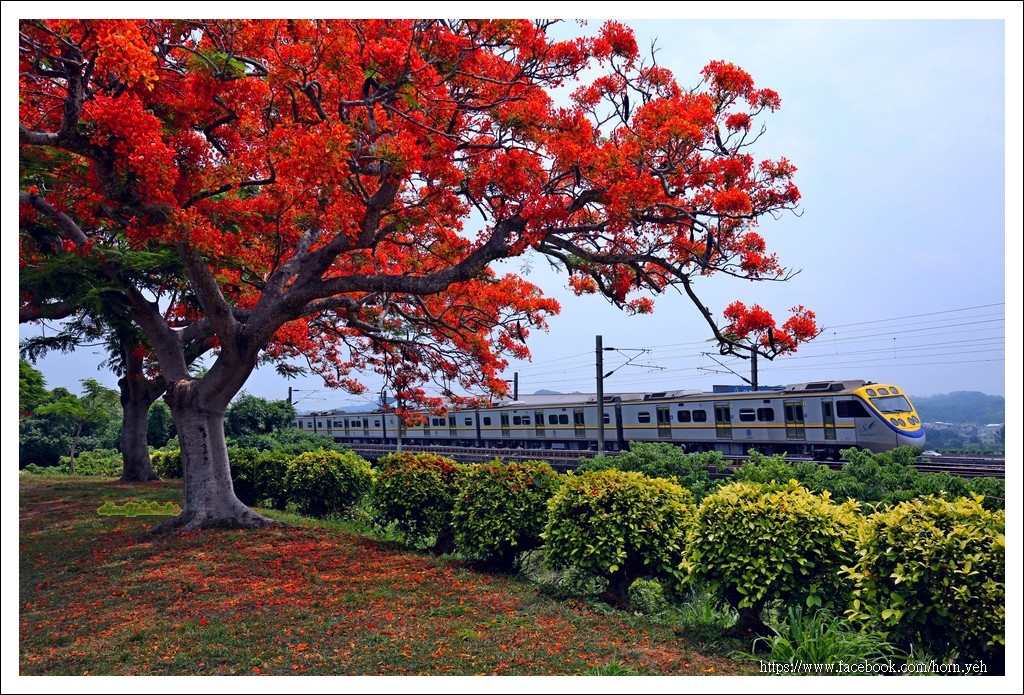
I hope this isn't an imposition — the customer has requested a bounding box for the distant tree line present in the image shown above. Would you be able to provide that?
[913,391,1004,425]
[18,359,305,470]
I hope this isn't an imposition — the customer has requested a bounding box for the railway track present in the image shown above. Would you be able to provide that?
[346,444,1005,479]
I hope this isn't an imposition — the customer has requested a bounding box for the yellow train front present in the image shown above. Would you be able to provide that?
[613,379,925,459]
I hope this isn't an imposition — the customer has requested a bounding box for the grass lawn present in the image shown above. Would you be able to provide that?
[18,474,756,677]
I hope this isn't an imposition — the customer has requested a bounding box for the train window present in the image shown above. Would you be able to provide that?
[558,414,569,425]
[483,416,492,426]
[878,387,890,396]
[866,389,876,397]
[836,400,870,418]
[890,387,900,394]
[317,421,323,428]
[739,408,756,422]
[523,417,531,425]
[677,410,691,423]
[374,420,380,427]
[692,410,707,423]
[637,411,651,424]
[757,407,775,422]
[603,413,610,425]
[548,414,558,425]
[512,416,522,426]
[464,418,473,426]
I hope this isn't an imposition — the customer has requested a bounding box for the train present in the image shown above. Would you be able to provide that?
[294,379,925,460]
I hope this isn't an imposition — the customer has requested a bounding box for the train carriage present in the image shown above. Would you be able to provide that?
[295,378,924,459]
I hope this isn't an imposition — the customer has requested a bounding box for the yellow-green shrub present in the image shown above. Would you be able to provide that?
[370,452,465,551]
[453,459,561,572]
[150,448,182,478]
[283,448,373,517]
[683,480,860,630]
[843,495,1004,661]
[544,469,692,607]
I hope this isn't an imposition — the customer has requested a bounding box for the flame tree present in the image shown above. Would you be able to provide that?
[19,19,815,530]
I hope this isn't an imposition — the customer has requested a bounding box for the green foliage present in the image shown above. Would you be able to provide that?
[578,442,719,500]
[369,452,465,551]
[56,448,123,476]
[19,415,73,468]
[843,495,1005,661]
[732,450,840,495]
[147,400,176,448]
[684,480,860,617]
[580,661,638,676]
[626,578,670,616]
[229,448,292,508]
[834,447,919,506]
[753,606,899,672]
[227,428,347,455]
[224,393,297,437]
[967,477,1005,511]
[34,378,121,473]
[452,459,561,572]
[673,588,738,630]
[284,449,374,518]
[544,469,692,607]
[734,447,997,510]
[150,448,182,478]
[19,358,49,416]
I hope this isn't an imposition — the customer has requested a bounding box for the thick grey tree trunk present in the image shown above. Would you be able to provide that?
[119,377,159,482]
[153,379,278,532]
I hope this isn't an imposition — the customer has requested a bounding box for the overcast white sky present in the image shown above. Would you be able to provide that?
[8,4,1020,415]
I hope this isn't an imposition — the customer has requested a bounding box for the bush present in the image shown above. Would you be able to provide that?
[228,428,348,455]
[230,448,292,508]
[452,459,561,572]
[967,477,1005,511]
[59,448,124,476]
[627,578,670,616]
[683,480,860,634]
[283,448,373,518]
[369,452,465,551]
[544,469,692,608]
[150,449,182,478]
[843,495,1004,664]
[578,442,719,501]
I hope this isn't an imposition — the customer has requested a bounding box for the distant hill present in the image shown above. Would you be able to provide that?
[912,391,1004,425]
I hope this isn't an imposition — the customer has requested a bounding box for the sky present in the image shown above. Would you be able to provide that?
[7,4,1020,417]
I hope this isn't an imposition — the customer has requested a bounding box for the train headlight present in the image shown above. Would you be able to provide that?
[889,418,899,426]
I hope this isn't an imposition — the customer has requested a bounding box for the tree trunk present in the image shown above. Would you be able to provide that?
[119,378,159,482]
[68,423,82,476]
[152,380,279,533]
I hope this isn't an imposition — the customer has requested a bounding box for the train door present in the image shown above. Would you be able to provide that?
[657,406,672,439]
[573,409,586,438]
[714,402,732,439]
[821,400,836,441]
[362,417,369,437]
[500,413,510,438]
[784,401,805,441]
[535,410,545,438]
[449,415,457,438]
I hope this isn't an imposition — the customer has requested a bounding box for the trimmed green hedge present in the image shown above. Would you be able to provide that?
[544,469,692,608]
[843,495,1004,662]
[453,459,561,572]
[684,480,860,631]
[370,452,466,551]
